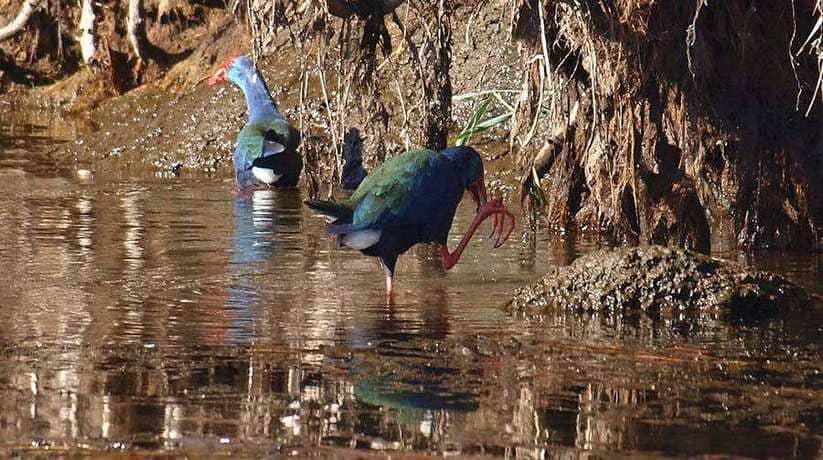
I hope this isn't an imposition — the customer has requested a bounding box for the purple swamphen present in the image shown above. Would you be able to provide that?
[305,146,515,296]
[209,55,302,188]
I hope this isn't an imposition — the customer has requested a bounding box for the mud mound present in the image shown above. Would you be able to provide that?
[507,246,814,315]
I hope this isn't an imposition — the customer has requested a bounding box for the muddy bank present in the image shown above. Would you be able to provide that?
[18,2,523,182]
[0,0,235,99]
[3,0,822,250]
[507,245,816,316]
[0,0,253,174]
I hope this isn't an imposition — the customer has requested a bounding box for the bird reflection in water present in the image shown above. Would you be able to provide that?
[223,189,278,345]
[342,285,479,447]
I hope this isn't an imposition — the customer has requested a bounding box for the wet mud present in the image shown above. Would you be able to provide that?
[508,245,817,316]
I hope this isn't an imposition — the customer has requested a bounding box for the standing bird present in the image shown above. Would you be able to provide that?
[208,55,302,188]
[305,146,515,296]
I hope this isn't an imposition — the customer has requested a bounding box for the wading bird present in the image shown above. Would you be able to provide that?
[209,55,302,188]
[305,146,515,296]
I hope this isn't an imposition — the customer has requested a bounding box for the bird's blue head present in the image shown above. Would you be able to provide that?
[208,54,278,122]
[442,146,487,209]
[208,55,258,87]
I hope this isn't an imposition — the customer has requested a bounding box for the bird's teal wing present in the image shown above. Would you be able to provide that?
[235,118,293,166]
[234,124,263,170]
[343,149,440,230]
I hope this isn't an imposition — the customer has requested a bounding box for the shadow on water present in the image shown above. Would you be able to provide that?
[0,118,821,458]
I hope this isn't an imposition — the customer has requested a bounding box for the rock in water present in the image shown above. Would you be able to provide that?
[507,246,813,315]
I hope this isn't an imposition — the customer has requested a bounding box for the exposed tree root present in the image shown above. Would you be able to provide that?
[416,0,453,151]
[0,0,40,42]
[512,0,822,250]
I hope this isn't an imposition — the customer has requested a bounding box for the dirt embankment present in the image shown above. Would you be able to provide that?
[6,1,524,181]
[510,0,823,251]
[1,0,821,251]
[0,0,238,99]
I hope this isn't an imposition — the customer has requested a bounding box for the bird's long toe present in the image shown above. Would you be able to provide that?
[489,212,501,239]
[493,210,516,248]
[481,198,515,249]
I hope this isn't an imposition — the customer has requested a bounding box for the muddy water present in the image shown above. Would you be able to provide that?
[0,117,822,459]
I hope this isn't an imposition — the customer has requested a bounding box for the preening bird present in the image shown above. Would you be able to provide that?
[305,146,515,296]
[209,55,302,188]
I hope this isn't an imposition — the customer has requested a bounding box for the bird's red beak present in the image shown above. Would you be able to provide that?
[468,176,488,213]
[208,68,227,85]
[207,55,236,86]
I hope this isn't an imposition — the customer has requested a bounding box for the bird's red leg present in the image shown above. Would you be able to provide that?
[441,198,515,270]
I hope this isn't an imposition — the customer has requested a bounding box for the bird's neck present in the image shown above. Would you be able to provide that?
[237,72,280,123]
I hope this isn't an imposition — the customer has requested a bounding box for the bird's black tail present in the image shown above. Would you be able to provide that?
[304,199,350,221]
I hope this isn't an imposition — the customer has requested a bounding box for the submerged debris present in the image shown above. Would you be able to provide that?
[507,246,814,315]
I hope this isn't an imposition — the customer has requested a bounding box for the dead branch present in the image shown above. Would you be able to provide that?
[796,2,822,116]
[418,0,453,151]
[79,0,96,64]
[686,0,707,78]
[0,0,41,42]
[519,100,579,206]
[127,0,147,61]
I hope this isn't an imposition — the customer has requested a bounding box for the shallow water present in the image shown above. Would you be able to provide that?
[0,115,822,459]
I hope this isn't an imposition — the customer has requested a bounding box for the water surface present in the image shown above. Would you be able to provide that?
[0,114,821,459]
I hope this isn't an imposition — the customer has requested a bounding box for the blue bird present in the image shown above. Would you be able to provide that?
[209,55,302,188]
[305,146,515,296]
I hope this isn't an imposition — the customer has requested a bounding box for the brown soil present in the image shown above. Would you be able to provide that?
[506,245,815,316]
[1,0,821,251]
[0,0,235,105]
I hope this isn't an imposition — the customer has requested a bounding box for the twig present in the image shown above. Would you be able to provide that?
[514,0,553,149]
[537,0,552,86]
[807,71,823,117]
[316,51,341,190]
[127,0,147,62]
[394,77,411,150]
[454,89,520,100]
[789,0,802,110]
[463,1,481,47]
[797,4,822,116]
[522,61,546,147]
[334,18,352,180]
[686,0,707,79]
[392,9,428,99]
[580,4,599,155]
